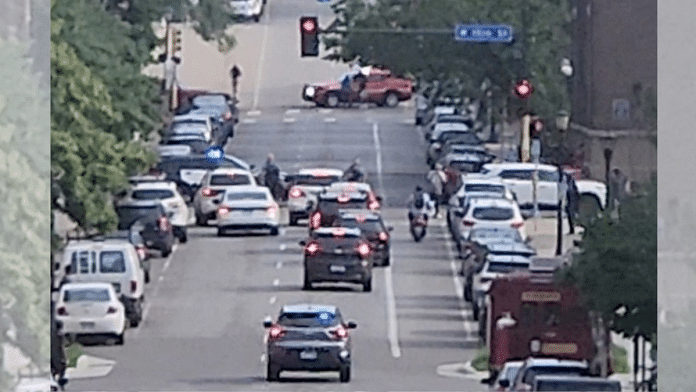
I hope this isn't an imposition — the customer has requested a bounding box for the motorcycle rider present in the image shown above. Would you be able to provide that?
[406,185,433,221]
[342,158,366,182]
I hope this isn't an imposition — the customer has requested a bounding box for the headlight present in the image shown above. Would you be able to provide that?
[305,86,315,97]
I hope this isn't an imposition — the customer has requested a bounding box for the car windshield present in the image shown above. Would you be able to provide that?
[171,122,207,134]
[226,192,267,201]
[535,379,620,391]
[64,288,111,302]
[487,261,529,274]
[438,131,475,143]
[278,311,341,327]
[340,218,382,233]
[293,175,341,186]
[100,251,126,273]
[523,367,591,385]
[116,206,161,228]
[466,184,505,194]
[472,207,514,220]
[210,174,251,186]
[132,189,175,200]
[450,161,480,173]
[504,364,522,381]
[193,95,227,106]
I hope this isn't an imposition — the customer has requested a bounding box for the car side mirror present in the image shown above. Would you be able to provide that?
[388,226,394,232]
[346,321,357,329]
[167,211,175,218]
[376,196,383,202]
[498,379,509,388]
[212,199,220,204]
[299,240,306,246]
[263,317,273,328]
[249,164,256,170]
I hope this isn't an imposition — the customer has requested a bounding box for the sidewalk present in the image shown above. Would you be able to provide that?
[65,355,116,379]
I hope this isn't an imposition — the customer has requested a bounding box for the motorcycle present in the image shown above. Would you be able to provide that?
[409,212,428,242]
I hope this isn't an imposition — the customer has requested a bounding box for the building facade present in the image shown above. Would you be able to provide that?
[569,0,657,183]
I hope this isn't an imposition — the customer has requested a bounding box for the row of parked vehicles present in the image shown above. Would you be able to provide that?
[415,101,624,391]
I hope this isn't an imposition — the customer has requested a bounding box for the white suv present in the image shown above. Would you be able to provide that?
[119,181,189,242]
[193,168,257,225]
[460,197,526,241]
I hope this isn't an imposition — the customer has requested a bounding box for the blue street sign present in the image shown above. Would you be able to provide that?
[204,145,224,164]
[454,24,513,43]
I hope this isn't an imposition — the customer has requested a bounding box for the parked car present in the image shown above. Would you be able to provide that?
[531,375,621,391]
[192,167,258,226]
[437,152,489,176]
[115,201,175,257]
[458,197,527,243]
[55,282,127,345]
[493,360,524,391]
[60,239,146,327]
[428,140,492,167]
[228,0,264,22]
[334,209,393,266]
[166,113,214,143]
[509,358,592,392]
[159,132,209,155]
[216,185,280,236]
[285,168,344,226]
[300,227,374,292]
[263,304,357,382]
[95,229,152,283]
[302,67,413,108]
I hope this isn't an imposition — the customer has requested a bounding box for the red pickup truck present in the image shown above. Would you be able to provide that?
[302,67,414,108]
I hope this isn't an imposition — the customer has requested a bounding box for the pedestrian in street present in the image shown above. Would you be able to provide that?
[262,153,282,201]
[565,173,580,234]
[426,163,446,217]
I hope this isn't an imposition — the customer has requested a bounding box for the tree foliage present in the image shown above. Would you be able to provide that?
[0,37,51,388]
[324,0,571,119]
[560,177,657,342]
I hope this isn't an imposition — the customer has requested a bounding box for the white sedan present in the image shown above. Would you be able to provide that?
[193,168,258,225]
[216,185,280,236]
[55,282,127,345]
[459,197,527,241]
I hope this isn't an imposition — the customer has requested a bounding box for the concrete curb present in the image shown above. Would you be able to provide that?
[65,355,116,379]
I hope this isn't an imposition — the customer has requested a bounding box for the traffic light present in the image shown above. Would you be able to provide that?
[300,16,319,57]
[172,27,182,53]
[514,79,533,100]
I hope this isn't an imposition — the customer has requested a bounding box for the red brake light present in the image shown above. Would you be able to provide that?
[511,221,524,228]
[379,232,389,242]
[463,219,476,227]
[267,205,278,217]
[107,306,118,314]
[224,112,232,120]
[202,187,213,197]
[305,242,321,256]
[159,217,170,231]
[130,280,137,293]
[368,201,380,210]
[137,247,146,260]
[357,242,371,258]
[268,325,286,340]
[218,206,230,216]
[337,194,350,203]
[57,307,67,316]
[331,326,348,339]
[310,212,321,229]
[289,188,305,198]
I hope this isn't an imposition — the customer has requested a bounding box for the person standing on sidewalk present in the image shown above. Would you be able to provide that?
[426,163,446,218]
[565,173,580,234]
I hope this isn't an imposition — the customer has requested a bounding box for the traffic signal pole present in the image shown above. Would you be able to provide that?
[520,112,531,163]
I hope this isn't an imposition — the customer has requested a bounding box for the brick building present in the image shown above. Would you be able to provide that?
[568,0,657,183]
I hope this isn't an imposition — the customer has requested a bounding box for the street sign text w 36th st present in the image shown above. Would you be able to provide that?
[455,24,513,43]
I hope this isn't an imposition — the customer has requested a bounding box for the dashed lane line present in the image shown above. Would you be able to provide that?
[135,243,179,338]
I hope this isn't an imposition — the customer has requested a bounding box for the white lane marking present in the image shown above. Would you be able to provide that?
[384,266,402,358]
[372,122,385,195]
[443,222,476,342]
[283,117,296,123]
[135,243,179,337]
[402,118,415,125]
[285,109,300,115]
[280,244,287,251]
[247,110,261,116]
[273,279,280,286]
[251,3,270,110]
[275,261,283,269]
[242,118,257,124]
[324,117,336,123]
[269,296,277,304]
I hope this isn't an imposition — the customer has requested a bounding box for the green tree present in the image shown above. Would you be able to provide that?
[560,176,657,345]
[324,0,571,119]
[0,37,51,389]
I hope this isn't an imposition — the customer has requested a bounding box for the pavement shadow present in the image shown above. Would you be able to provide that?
[70,335,120,347]
[304,284,363,293]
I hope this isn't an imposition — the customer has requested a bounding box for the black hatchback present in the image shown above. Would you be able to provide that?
[308,191,376,232]
[334,209,393,267]
[115,201,175,257]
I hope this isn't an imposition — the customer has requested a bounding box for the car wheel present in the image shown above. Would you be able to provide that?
[195,211,206,226]
[130,316,140,328]
[253,15,260,22]
[326,93,340,108]
[115,333,124,346]
[288,213,298,226]
[363,278,372,292]
[303,271,312,290]
[464,283,472,302]
[217,227,225,237]
[178,228,188,243]
[384,92,399,108]
[339,365,351,382]
[266,361,280,382]
[472,302,479,321]
[382,255,390,267]
[270,226,279,236]
[161,246,171,258]
[144,270,150,284]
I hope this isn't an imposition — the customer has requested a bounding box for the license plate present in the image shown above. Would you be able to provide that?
[299,350,317,360]
[80,322,95,329]
[334,248,345,254]
[330,265,346,273]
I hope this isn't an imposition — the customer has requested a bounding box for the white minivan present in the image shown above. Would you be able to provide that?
[61,239,146,327]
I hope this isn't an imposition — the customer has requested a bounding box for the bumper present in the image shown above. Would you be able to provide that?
[268,344,349,370]
[57,315,125,336]
[142,232,174,252]
[305,260,371,284]
[197,197,222,216]
[218,214,279,229]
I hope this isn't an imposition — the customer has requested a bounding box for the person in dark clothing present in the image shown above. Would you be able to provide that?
[51,320,67,389]
[216,121,234,149]
[262,154,283,200]
[342,158,366,182]
[565,174,580,234]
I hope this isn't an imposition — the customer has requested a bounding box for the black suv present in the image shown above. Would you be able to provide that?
[308,191,375,232]
[334,209,393,267]
[115,201,175,257]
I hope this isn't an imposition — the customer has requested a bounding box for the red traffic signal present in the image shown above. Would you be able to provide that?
[514,79,533,100]
[300,16,319,57]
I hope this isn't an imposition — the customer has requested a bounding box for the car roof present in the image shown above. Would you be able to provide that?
[173,113,211,121]
[132,181,176,190]
[298,168,343,177]
[223,185,269,193]
[444,152,486,162]
[463,176,505,185]
[281,304,338,314]
[209,167,252,176]
[523,357,589,367]
[486,254,531,263]
[487,241,535,251]
[64,240,135,251]
[483,162,558,172]
[320,191,367,200]
[503,360,525,368]
[434,122,470,130]
[116,199,166,208]
[327,181,372,192]
[533,375,620,383]
[59,282,116,290]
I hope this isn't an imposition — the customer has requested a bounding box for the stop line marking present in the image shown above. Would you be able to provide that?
[275,261,283,269]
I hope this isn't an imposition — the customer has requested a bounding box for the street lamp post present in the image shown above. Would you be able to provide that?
[555,111,570,255]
